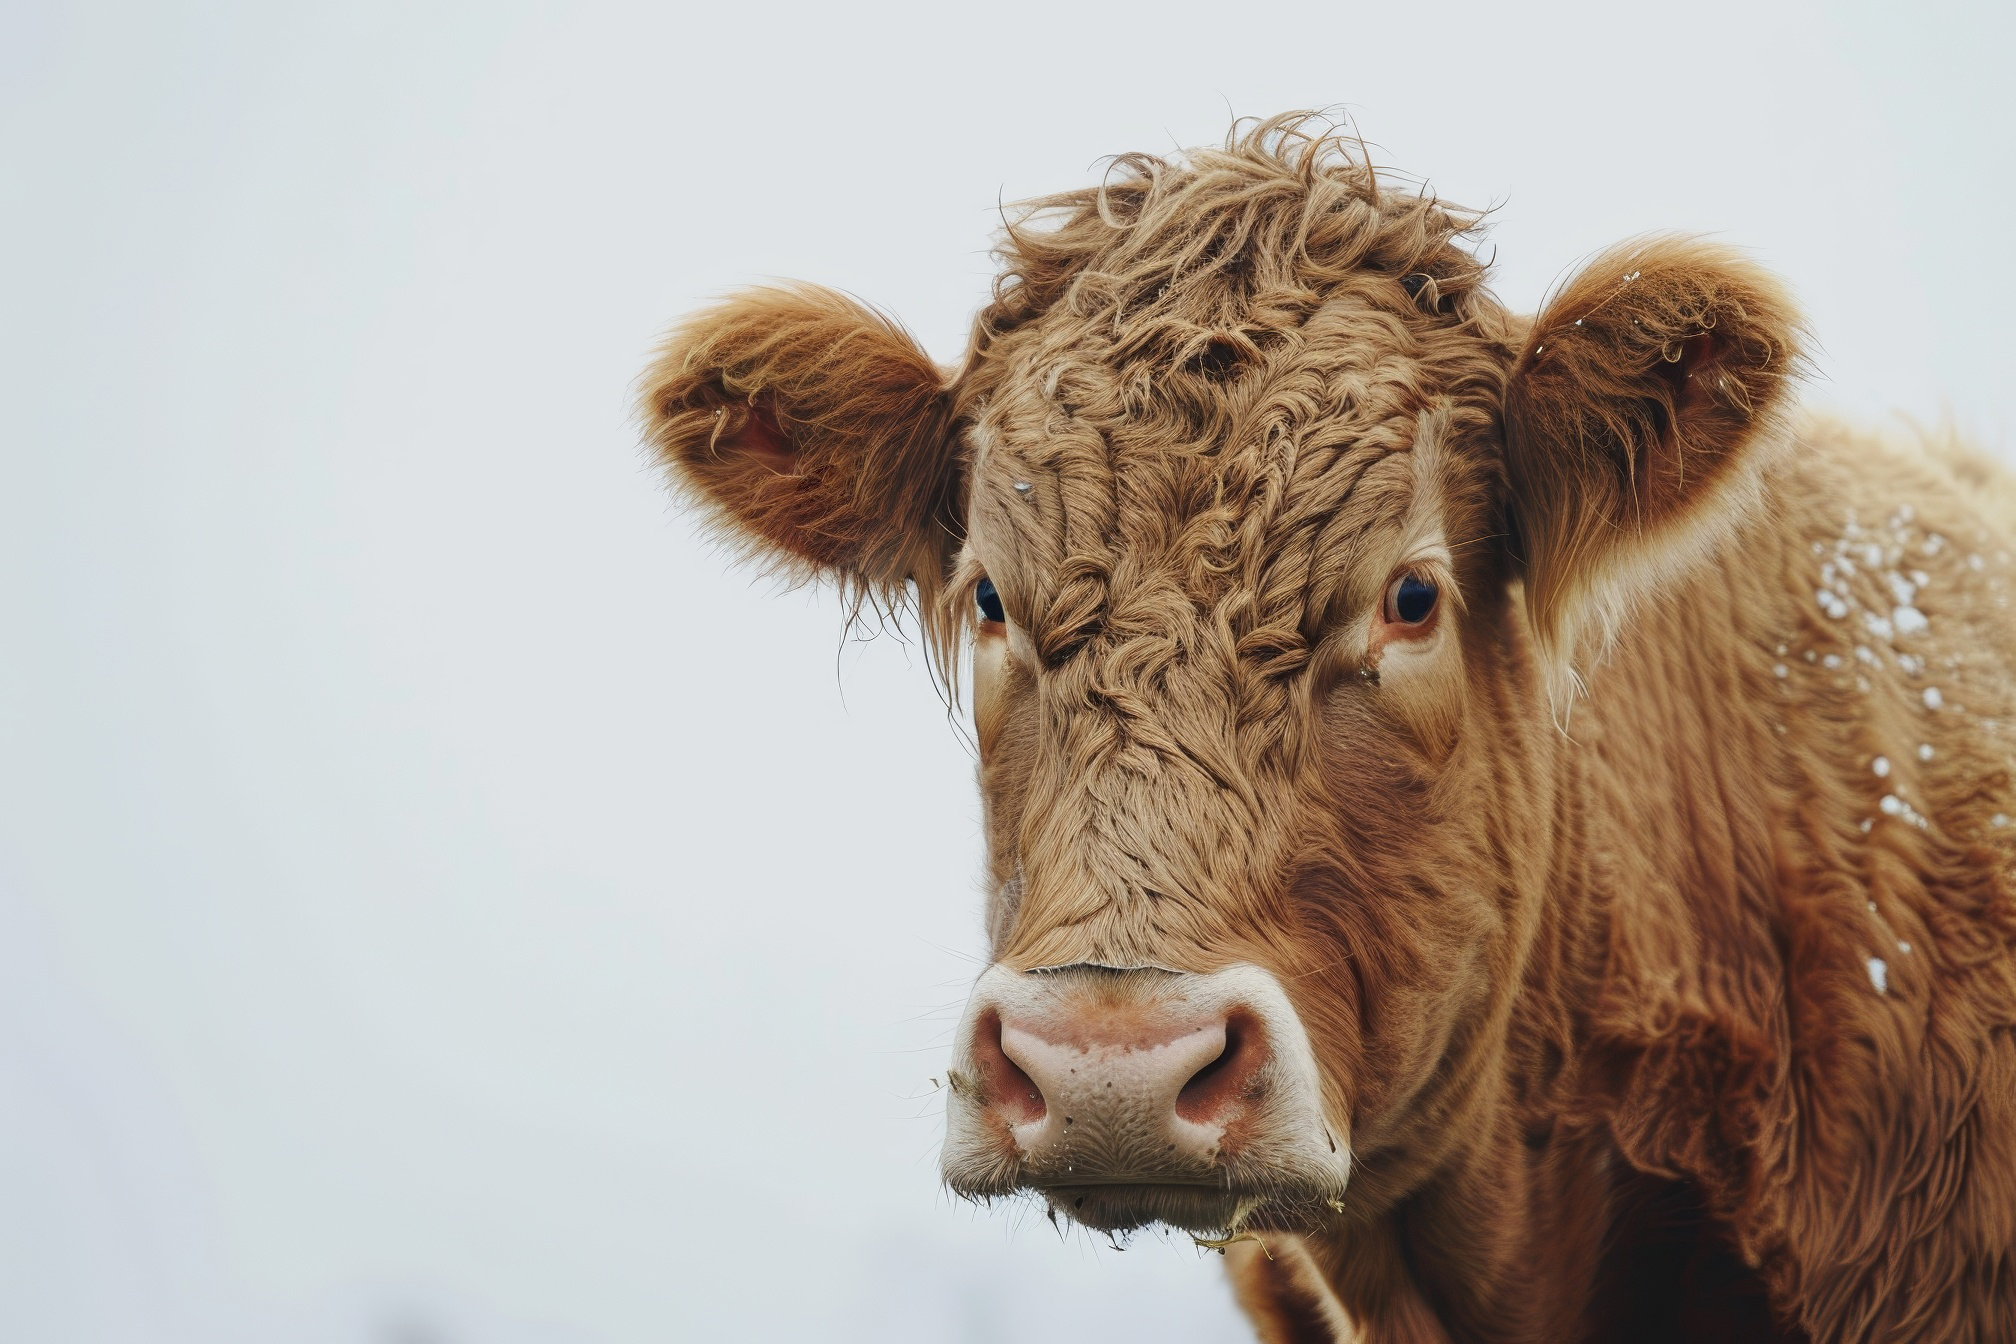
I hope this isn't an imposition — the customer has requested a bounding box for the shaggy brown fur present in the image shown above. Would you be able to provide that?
[640,115,2016,1342]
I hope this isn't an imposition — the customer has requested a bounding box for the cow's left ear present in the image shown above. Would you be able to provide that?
[1503,237,1804,680]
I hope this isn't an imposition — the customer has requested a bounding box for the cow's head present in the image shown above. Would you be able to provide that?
[642,119,1800,1237]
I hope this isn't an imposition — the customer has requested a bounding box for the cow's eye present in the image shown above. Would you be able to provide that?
[975,576,1006,625]
[1384,572,1439,627]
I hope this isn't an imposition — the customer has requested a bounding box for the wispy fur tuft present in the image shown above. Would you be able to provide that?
[973,112,1495,354]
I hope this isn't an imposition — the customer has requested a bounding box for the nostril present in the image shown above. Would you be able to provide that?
[1175,1010,1267,1124]
[971,1009,1046,1126]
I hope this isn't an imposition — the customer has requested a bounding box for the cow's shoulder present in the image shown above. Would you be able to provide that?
[1559,414,2016,1337]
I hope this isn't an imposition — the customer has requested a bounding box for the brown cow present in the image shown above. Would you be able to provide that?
[640,116,2016,1342]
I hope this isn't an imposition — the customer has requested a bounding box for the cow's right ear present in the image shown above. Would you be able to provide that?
[640,284,962,613]
[1502,238,1804,693]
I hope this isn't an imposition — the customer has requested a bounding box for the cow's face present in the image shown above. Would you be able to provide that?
[644,122,1799,1237]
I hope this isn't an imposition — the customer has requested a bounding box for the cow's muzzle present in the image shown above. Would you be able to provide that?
[940,963,1349,1234]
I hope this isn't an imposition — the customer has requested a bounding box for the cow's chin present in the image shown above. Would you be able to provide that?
[1034,1182,1273,1235]
[950,1162,1348,1237]
[1039,1183,1249,1234]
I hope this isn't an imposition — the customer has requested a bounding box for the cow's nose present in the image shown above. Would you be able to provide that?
[963,988,1271,1167]
[941,963,1349,1233]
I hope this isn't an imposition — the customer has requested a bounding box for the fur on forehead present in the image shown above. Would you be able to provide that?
[938,114,1515,669]
[955,394,1498,697]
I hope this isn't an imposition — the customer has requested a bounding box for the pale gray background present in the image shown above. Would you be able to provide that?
[3,0,2011,1340]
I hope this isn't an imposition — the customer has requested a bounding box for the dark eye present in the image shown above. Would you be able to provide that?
[1385,572,1439,626]
[975,576,1006,625]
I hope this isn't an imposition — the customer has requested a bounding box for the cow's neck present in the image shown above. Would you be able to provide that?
[1365,547,1801,1343]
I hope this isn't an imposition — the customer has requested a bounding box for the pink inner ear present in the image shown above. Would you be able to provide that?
[727,400,796,474]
